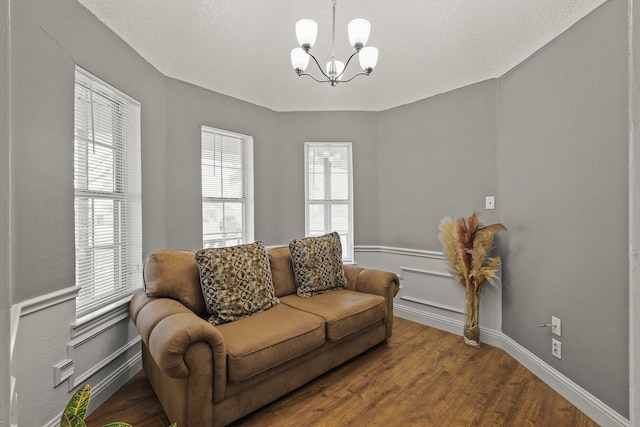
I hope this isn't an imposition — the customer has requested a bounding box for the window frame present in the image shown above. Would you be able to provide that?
[200,126,255,248]
[73,66,143,318]
[304,142,354,263]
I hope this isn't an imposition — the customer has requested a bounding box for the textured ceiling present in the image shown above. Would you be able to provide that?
[78,0,606,112]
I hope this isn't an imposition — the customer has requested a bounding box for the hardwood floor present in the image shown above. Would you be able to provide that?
[86,318,598,426]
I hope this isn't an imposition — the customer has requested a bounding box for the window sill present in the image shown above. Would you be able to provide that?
[72,293,136,339]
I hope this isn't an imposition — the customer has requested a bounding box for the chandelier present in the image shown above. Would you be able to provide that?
[290,0,379,86]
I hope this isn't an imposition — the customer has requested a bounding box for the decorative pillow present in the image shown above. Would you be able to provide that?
[195,241,279,325]
[289,232,347,297]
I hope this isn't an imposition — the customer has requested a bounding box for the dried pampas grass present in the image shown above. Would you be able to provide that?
[438,212,506,294]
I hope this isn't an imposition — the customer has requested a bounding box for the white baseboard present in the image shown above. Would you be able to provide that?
[395,307,629,427]
[394,303,504,348]
[500,334,629,427]
[87,350,142,413]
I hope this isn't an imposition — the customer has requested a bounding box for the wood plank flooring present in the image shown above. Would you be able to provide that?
[86,318,598,426]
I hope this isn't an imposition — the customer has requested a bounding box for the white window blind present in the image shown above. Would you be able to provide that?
[201,126,254,248]
[304,142,354,262]
[74,67,142,318]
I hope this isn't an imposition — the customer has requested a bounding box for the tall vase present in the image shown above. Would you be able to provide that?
[464,290,481,348]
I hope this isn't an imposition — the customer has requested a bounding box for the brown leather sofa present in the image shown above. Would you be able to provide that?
[129,246,400,427]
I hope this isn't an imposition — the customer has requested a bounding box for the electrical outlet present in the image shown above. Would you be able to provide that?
[551,316,561,337]
[552,338,562,359]
[485,196,495,210]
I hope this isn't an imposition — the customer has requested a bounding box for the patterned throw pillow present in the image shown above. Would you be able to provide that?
[289,232,347,297]
[195,241,279,325]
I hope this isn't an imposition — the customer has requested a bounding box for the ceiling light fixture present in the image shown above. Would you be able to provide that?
[291,0,379,87]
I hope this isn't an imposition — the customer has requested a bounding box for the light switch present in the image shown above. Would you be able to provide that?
[485,196,495,210]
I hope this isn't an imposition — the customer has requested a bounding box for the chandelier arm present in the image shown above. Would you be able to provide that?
[297,71,332,83]
[305,51,332,80]
[338,71,371,83]
[336,50,360,80]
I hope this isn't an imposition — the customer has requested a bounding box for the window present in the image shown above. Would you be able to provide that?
[304,142,354,262]
[201,126,254,248]
[73,67,142,318]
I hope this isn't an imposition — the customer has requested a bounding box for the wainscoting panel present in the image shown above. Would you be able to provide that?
[12,287,141,427]
[354,245,502,338]
[399,267,465,314]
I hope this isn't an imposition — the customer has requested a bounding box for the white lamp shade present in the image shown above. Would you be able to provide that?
[359,46,378,71]
[296,19,317,48]
[348,19,371,48]
[326,60,345,79]
[291,48,310,71]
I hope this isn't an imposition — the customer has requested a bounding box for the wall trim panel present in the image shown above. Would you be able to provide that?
[69,336,141,391]
[355,245,445,259]
[399,266,465,314]
[399,295,465,315]
[19,286,78,317]
[53,359,74,388]
[44,351,142,427]
[71,300,131,341]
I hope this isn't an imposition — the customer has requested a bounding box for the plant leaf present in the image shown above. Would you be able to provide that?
[479,223,507,233]
[63,384,91,421]
[60,413,87,427]
[103,423,132,427]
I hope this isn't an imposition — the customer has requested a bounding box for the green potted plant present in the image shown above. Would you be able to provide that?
[60,384,176,427]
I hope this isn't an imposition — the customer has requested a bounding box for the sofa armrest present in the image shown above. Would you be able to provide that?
[352,269,400,339]
[343,264,365,291]
[354,270,399,298]
[130,291,227,401]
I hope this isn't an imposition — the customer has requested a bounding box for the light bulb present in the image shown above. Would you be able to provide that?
[326,60,345,79]
[359,46,378,72]
[348,19,371,49]
[291,48,310,72]
[295,19,317,49]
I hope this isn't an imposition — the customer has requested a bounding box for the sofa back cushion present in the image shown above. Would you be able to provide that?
[143,250,208,317]
[267,246,297,297]
[196,241,280,325]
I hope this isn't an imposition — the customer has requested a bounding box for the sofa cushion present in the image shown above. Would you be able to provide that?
[144,250,207,317]
[289,232,347,297]
[267,246,297,297]
[195,242,279,325]
[216,304,325,383]
[280,290,386,341]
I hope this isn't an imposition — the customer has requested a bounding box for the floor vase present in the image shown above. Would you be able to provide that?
[464,291,481,348]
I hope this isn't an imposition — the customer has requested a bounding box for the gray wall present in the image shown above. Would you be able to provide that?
[1,0,11,423]
[164,78,279,249]
[10,0,168,302]
[274,112,379,245]
[163,83,380,249]
[497,0,629,416]
[8,1,169,424]
[376,80,499,249]
[3,0,630,421]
